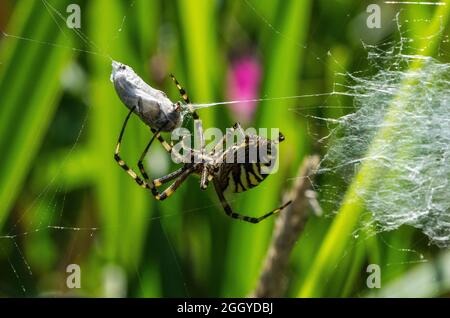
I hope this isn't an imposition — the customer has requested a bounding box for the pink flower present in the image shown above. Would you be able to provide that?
[227,55,262,124]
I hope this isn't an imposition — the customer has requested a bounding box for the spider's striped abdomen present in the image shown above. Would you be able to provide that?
[217,135,277,193]
[229,163,268,193]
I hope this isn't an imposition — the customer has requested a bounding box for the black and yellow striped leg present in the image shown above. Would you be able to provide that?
[213,180,292,224]
[168,74,210,184]
[169,74,208,167]
[137,126,192,184]
[137,131,160,182]
[212,123,245,159]
[136,128,193,188]
[150,128,173,153]
[194,118,208,189]
[152,166,190,187]
[169,73,199,120]
[114,108,155,193]
[154,167,195,201]
[232,122,246,137]
[115,108,194,200]
[148,127,191,164]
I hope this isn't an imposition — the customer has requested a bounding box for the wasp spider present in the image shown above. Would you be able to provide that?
[114,75,291,223]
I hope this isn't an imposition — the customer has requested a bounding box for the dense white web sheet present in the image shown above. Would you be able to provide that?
[315,36,450,247]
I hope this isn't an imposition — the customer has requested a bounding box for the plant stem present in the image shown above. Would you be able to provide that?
[252,155,320,298]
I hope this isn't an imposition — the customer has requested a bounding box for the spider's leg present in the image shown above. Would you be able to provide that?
[146,127,190,164]
[232,122,246,137]
[212,127,232,153]
[152,166,190,187]
[137,127,194,185]
[169,74,210,187]
[138,128,185,184]
[154,166,195,201]
[168,74,210,164]
[114,108,156,194]
[192,114,208,189]
[115,109,195,200]
[150,128,173,153]
[169,74,199,120]
[213,180,292,224]
[137,131,159,182]
[200,165,209,190]
[212,124,246,160]
[220,135,258,165]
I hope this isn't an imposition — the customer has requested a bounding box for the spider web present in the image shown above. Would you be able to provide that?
[314,47,450,247]
[0,0,449,297]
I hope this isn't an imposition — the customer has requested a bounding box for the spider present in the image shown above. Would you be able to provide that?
[113,72,292,223]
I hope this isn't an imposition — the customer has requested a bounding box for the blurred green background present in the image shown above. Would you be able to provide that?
[0,0,449,297]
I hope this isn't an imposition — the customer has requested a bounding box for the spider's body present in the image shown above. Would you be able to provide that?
[214,135,273,194]
[216,161,266,194]
[112,66,291,223]
[184,132,275,193]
